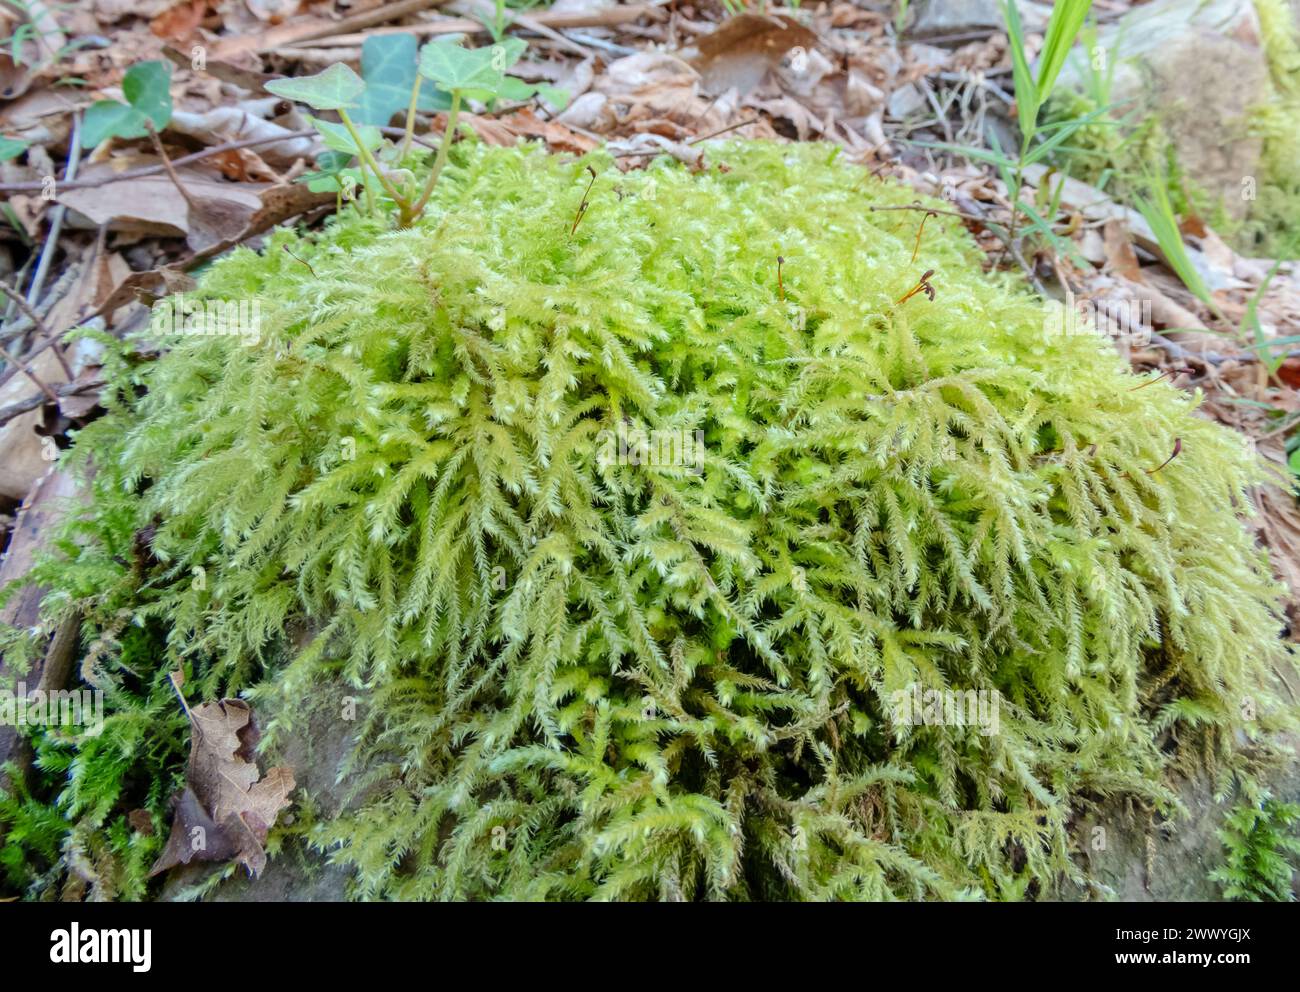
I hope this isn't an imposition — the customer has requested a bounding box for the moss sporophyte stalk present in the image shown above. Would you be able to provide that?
[4,140,1295,901]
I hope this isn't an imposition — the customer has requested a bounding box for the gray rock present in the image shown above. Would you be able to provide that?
[909,0,1051,36]
[1062,736,1300,901]
[1054,0,1272,220]
[159,678,378,902]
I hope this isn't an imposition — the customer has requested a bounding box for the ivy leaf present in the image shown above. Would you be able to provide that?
[265,62,365,111]
[82,61,173,148]
[299,149,353,191]
[0,135,30,161]
[305,165,363,194]
[353,33,449,126]
[536,84,570,111]
[307,115,383,155]
[496,75,538,102]
[417,38,525,99]
[122,60,172,127]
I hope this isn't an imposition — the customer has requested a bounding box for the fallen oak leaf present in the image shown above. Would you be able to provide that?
[149,786,238,876]
[690,13,819,97]
[151,694,296,879]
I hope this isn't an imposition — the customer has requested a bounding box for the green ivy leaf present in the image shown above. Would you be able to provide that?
[353,34,449,126]
[417,38,525,100]
[0,135,30,161]
[306,165,364,194]
[307,115,383,155]
[298,149,354,191]
[121,60,173,129]
[265,63,365,111]
[82,61,174,148]
[536,84,570,111]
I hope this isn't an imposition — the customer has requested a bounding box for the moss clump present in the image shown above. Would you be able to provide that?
[6,140,1295,901]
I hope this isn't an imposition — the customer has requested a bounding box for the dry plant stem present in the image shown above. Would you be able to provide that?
[868,203,987,223]
[613,117,761,158]
[27,111,81,308]
[1,256,33,326]
[0,282,74,381]
[0,337,58,402]
[0,130,318,194]
[0,126,438,195]
[220,0,453,57]
[298,3,661,48]
[407,90,463,226]
[145,121,198,210]
[911,210,934,263]
[571,166,597,236]
[895,269,936,306]
[0,380,101,430]
[166,671,196,725]
[283,245,317,277]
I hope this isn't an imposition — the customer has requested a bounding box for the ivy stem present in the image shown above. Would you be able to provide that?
[338,108,404,207]
[405,89,462,228]
[400,77,423,162]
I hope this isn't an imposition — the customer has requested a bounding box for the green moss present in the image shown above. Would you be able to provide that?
[4,140,1295,901]
[1210,783,1300,901]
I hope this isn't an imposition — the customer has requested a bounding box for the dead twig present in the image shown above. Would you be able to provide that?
[0,379,102,430]
[0,127,437,195]
[298,4,663,48]
[25,110,82,309]
[0,336,58,403]
[0,281,74,380]
[144,121,199,211]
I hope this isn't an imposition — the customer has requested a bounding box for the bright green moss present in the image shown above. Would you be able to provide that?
[6,139,1296,901]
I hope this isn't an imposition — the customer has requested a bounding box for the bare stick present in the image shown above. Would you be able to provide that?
[145,121,198,210]
[0,126,440,194]
[0,337,58,402]
[0,282,74,380]
[0,380,102,430]
[26,111,82,308]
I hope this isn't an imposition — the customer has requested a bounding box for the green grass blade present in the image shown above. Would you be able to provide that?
[1003,0,1040,143]
[1133,181,1215,309]
[1036,0,1094,106]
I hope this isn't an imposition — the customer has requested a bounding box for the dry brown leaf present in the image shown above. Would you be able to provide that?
[151,698,295,878]
[692,13,819,97]
[57,165,266,249]
[492,108,597,155]
[1102,218,1142,282]
[149,0,210,43]
[150,787,238,874]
